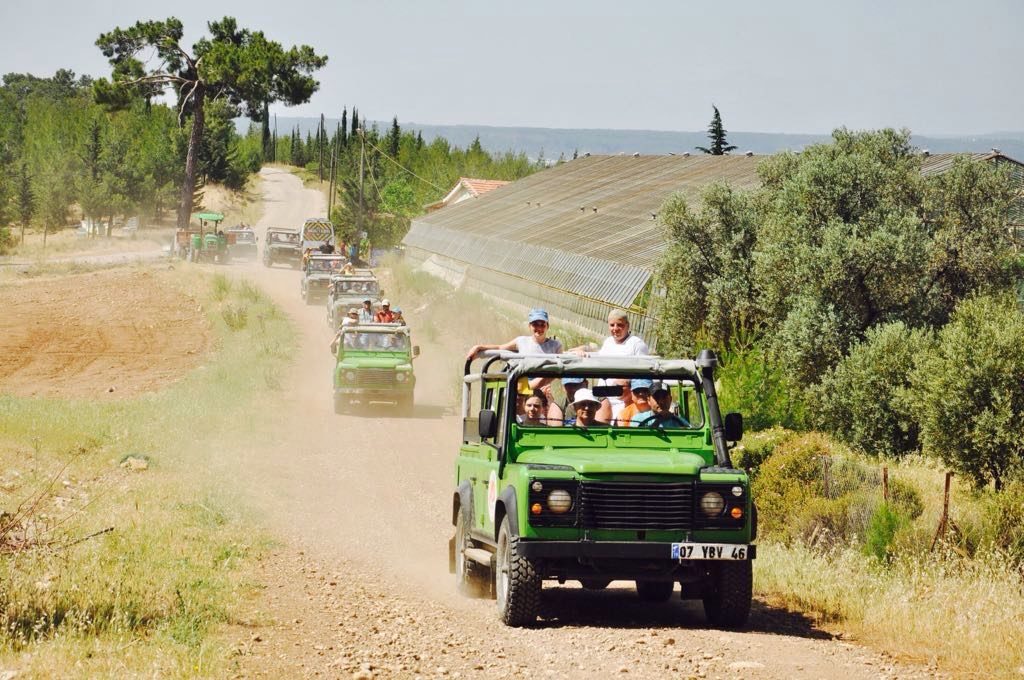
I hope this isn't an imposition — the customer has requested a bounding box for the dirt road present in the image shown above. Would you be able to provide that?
[220,167,938,679]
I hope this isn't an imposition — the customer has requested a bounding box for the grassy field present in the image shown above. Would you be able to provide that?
[0,268,294,678]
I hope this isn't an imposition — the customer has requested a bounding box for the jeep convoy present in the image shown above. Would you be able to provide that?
[450,350,754,628]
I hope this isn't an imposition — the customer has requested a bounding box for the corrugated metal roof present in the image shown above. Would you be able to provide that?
[409,154,763,273]
[919,152,994,176]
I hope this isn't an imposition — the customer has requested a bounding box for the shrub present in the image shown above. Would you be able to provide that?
[910,294,1024,490]
[864,503,910,561]
[718,343,806,430]
[220,304,248,331]
[812,321,934,457]
[211,274,232,301]
[753,432,883,545]
[732,427,795,478]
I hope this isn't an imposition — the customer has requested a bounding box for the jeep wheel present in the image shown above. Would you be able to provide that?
[702,560,752,628]
[455,511,489,598]
[397,395,414,415]
[635,580,674,602]
[333,394,347,415]
[495,516,540,627]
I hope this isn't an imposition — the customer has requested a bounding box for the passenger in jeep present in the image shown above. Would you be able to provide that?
[632,383,689,428]
[465,308,562,360]
[568,388,605,427]
[519,391,549,426]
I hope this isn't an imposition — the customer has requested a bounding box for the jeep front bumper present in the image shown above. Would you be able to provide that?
[518,540,755,560]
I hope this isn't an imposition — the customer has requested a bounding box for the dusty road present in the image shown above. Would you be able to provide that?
[217,167,938,679]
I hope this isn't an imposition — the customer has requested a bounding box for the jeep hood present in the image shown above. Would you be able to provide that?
[515,448,706,475]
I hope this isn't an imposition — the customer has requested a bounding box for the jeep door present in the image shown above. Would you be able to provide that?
[459,380,506,540]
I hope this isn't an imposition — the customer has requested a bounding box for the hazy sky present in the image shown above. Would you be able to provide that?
[1,0,1021,135]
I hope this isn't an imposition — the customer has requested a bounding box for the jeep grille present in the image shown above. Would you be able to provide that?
[351,369,396,388]
[580,481,694,531]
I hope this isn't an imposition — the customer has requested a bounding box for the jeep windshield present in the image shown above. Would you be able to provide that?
[309,259,344,272]
[340,329,409,351]
[269,232,298,244]
[332,279,378,295]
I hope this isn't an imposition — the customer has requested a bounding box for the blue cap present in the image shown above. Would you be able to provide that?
[393,307,402,313]
[527,308,549,323]
[630,378,654,391]
[561,376,585,385]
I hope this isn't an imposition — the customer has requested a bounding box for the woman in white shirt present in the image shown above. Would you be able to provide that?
[465,308,563,359]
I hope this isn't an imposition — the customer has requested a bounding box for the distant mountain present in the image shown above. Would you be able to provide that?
[254,117,1024,162]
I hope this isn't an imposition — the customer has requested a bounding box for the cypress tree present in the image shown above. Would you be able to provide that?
[261,101,271,161]
[340,107,348,148]
[388,116,400,157]
[351,108,359,136]
[696,105,737,155]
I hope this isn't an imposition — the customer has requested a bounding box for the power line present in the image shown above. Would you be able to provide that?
[362,134,446,193]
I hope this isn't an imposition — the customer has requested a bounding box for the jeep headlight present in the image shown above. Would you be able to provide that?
[547,489,573,514]
[700,491,725,517]
[344,371,356,382]
[395,372,407,383]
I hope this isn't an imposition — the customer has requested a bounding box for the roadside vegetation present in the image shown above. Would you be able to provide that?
[653,128,1024,674]
[0,267,293,676]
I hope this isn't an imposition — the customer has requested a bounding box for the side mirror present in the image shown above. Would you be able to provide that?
[478,409,498,439]
[412,346,420,358]
[724,412,743,442]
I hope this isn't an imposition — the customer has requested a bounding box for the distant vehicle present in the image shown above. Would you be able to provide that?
[331,323,418,414]
[300,254,347,304]
[301,217,334,252]
[263,227,302,268]
[227,227,257,261]
[326,270,380,329]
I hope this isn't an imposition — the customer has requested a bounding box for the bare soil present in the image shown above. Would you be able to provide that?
[0,268,210,398]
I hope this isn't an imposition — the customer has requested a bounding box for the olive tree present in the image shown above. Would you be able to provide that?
[95,17,326,229]
[911,295,1024,490]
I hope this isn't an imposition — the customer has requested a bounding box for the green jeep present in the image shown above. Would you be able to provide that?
[332,323,419,414]
[450,350,754,627]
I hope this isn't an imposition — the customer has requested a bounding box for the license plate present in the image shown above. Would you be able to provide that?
[672,543,749,561]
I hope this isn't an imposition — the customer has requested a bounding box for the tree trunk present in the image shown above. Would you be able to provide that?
[177,82,206,231]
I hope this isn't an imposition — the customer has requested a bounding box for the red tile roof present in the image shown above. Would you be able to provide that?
[460,177,509,197]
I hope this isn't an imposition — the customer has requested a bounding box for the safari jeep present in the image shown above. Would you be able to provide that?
[326,270,381,329]
[263,227,301,268]
[301,254,347,304]
[332,323,419,414]
[450,350,754,627]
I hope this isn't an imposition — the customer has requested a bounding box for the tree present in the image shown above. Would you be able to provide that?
[695,105,737,155]
[911,295,1024,490]
[16,162,33,245]
[340,107,348,148]
[95,16,326,229]
[387,116,401,158]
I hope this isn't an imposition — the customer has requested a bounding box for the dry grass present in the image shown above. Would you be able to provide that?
[757,542,1024,674]
[0,265,293,677]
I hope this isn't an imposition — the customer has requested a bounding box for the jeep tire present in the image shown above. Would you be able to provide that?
[455,510,489,598]
[333,394,347,415]
[635,580,675,602]
[702,560,752,628]
[496,515,540,627]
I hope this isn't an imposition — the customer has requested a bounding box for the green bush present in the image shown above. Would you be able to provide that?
[812,321,934,457]
[732,427,795,478]
[220,304,248,331]
[910,294,1024,490]
[864,503,909,561]
[718,343,806,430]
[888,477,924,520]
[753,432,883,545]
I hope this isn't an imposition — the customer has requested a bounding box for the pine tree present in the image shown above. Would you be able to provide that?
[695,105,737,155]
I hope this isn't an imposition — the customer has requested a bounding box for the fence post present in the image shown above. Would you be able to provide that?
[882,466,889,503]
